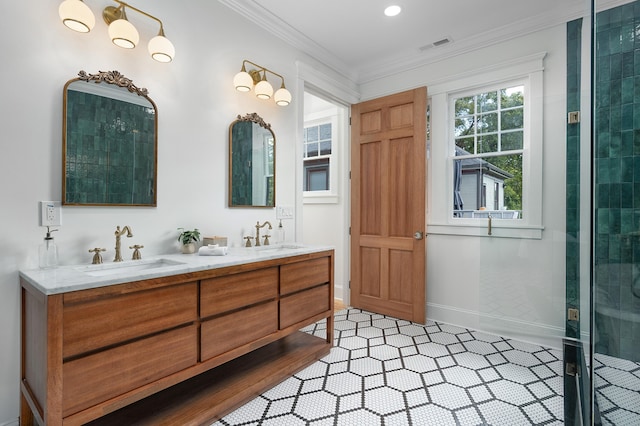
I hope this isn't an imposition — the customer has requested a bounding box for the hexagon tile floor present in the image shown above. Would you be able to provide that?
[212,308,564,425]
[594,353,640,425]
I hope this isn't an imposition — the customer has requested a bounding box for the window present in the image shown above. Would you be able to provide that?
[303,122,332,192]
[452,84,524,220]
[426,52,545,239]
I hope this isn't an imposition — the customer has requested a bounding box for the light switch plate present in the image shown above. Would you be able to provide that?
[40,201,62,227]
[276,206,294,219]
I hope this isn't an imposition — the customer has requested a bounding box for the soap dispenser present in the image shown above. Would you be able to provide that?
[276,220,285,243]
[39,226,58,269]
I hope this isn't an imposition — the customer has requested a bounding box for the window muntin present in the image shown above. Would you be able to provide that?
[452,85,524,219]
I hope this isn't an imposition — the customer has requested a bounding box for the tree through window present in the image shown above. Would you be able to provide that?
[452,84,524,219]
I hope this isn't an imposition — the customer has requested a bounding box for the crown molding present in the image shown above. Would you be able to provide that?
[218,0,357,82]
[220,0,596,86]
[357,2,588,84]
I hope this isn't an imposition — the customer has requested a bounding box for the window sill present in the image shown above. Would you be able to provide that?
[303,192,339,204]
[427,222,544,239]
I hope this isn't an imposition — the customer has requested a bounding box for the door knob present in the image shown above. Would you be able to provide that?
[414,231,424,240]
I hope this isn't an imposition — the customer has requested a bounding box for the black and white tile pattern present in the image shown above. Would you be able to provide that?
[212,308,564,425]
[595,353,640,426]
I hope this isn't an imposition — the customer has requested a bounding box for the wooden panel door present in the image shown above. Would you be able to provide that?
[350,87,427,323]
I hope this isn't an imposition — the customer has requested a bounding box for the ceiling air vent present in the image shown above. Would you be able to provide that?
[419,37,452,52]
[433,37,451,46]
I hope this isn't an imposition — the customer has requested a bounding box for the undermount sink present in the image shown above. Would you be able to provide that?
[75,258,186,277]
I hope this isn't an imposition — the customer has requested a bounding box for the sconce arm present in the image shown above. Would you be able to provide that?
[105,0,166,32]
[241,59,287,87]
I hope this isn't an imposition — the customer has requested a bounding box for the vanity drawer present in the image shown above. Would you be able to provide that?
[62,324,197,417]
[280,257,330,296]
[63,282,198,359]
[201,300,278,361]
[280,284,330,329]
[200,267,278,317]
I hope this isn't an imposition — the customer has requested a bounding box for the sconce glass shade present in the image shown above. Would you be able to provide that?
[274,87,292,106]
[108,19,139,49]
[233,71,254,92]
[148,35,175,62]
[255,79,273,100]
[59,0,95,33]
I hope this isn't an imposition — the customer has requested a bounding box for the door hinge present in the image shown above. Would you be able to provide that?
[349,226,351,235]
[349,171,351,179]
[349,116,352,125]
[568,308,579,321]
[348,280,351,288]
[568,111,580,124]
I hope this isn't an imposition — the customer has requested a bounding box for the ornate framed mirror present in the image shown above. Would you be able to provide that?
[62,70,158,206]
[229,113,275,207]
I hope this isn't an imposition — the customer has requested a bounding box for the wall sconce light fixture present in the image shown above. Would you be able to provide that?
[58,0,175,63]
[233,60,292,106]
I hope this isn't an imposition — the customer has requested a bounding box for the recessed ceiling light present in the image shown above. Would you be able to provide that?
[384,5,401,17]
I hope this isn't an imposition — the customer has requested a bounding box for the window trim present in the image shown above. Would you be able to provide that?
[427,53,545,239]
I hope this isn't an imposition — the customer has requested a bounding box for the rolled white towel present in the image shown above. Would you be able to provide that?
[198,246,228,256]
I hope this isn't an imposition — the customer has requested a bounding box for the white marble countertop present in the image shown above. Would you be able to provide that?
[19,244,333,295]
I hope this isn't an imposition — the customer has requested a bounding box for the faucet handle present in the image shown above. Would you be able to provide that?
[244,236,254,247]
[89,248,106,264]
[263,234,271,246]
[130,244,144,260]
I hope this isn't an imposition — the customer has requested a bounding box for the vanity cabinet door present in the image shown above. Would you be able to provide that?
[63,282,197,358]
[200,267,278,317]
[62,324,197,417]
[280,284,330,329]
[201,301,278,361]
[280,257,330,296]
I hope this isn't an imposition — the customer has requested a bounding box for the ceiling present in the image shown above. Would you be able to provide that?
[219,0,602,84]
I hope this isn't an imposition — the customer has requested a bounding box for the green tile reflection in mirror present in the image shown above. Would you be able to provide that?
[63,70,158,207]
[229,113,275,208]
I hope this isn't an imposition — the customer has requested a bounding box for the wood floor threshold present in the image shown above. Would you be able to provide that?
[85,331,331,426]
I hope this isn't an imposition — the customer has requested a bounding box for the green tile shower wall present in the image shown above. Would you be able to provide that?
[566,18,582,341]
[66,90,155,205]
[230,121,253,206]
[593,1,640,362]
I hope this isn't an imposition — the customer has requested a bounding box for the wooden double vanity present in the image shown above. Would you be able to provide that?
[20,247,334,425]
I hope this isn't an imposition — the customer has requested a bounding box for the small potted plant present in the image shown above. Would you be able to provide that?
[177,228,200,254]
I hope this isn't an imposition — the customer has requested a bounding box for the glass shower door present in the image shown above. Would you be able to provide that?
[591,1,640,424]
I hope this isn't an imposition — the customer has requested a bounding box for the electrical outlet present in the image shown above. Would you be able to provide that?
[40,201,62,227]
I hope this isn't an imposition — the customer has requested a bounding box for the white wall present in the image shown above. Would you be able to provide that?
[360,25,569,349]
[0,2,574,421]
[0,1,346,421]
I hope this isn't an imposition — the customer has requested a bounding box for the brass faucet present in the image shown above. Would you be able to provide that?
[89,247,106,264]
[114,225,133,262]
[254,221,272,246]
[130,244,144,260]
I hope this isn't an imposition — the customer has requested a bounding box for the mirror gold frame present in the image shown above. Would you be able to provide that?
[62,70,158,206]
[229,113,276,208]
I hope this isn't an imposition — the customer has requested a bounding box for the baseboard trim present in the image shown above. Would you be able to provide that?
[0,418,19,426]
[334,283,344,303]
[427,302,565,350]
